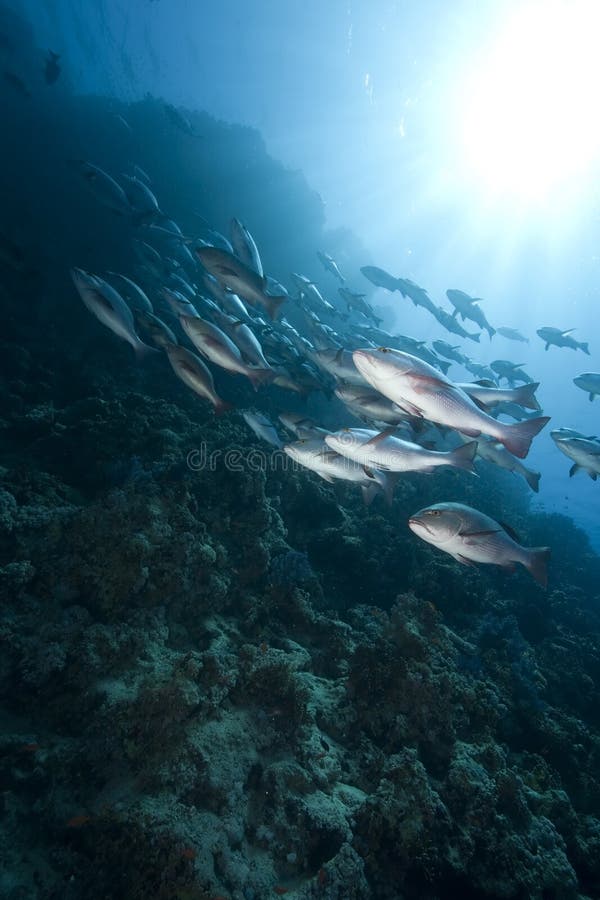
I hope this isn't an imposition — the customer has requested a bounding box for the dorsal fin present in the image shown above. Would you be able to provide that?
[561,328,576,336]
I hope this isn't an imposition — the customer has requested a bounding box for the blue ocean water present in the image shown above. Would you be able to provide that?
[2,1,600,898]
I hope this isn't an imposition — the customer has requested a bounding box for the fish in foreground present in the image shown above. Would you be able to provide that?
[551,431,600,480]
[165,344,231,414]
[472,436,541,492]
[325,428,477,475]
[242,411,283,448]
[573,373,600,402]
[352,348,549,458]
[537,327,589,355]
[408,502,550,587]
[195,245,285,320]
[71,268,155,360]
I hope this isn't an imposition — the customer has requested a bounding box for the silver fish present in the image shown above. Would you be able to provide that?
[72,160,132,216]
[71,268,155,360]
[311,348,367,386]
[179,315,274,390]
[160,287,199,318]
[196,245,285,320]
[496,327,529,343]
[537,327,589,355]
[473,436,541,492]
[165,344,231,413]
[106,272,153,313]
[122,174,161,219]
[551,431,600,480]
[573,373,600,401]
[317,251,345,283]
[136,311,178,349]
[352,348,549,458]
[242,410,282,448]
[408,502,550,587]
[456,381,541,412]
[326,428,477,475]
[446,289,495,339]
[283,438,395,504]
[361,265,400,292]
[230,218,263,277]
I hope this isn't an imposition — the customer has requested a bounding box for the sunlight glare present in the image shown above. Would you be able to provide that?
[459,1,600,200]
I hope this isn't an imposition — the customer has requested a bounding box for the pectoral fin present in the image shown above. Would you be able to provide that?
[411,374,450,393]
[452,553,478,567]
[362,427,397,447]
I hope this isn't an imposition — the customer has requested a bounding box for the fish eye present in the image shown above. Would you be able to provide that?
[427,509,441,516]
[377,346,390,353]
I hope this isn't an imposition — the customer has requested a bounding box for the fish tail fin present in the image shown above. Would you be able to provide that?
[501,416,550,458]
[523,468,541,493]
[248,367,276,391]
[449,440,478,474]
[581,342,590,355]
[214,399,234,416]
[471,332,481,342]
[524,546,551,588]
[487,326,496,339]
[438,361,451,376]
[133,339,159,362]
[265,295,286,320]
[513,382,542,411]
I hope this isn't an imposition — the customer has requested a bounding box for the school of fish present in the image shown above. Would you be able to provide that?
[65,122,600,589]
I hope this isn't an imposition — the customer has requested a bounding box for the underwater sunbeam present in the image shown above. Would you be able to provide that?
[458,0,600,202]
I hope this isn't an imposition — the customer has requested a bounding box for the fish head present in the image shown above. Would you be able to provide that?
[408,503,464,545]
[352,347,412,384]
